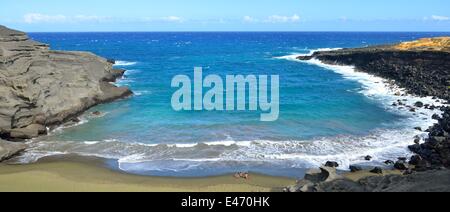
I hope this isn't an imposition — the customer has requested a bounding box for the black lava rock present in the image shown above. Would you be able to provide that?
[349,165,362,172]
[415,101,424,108]
[394,160,409,170]
[409,155,423,166]
[370,167,383,174]
[325,161,339,168]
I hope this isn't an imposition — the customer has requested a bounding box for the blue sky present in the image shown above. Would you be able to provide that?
[1,0,450,32]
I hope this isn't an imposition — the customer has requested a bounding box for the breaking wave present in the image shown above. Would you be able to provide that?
[114,61,137,66]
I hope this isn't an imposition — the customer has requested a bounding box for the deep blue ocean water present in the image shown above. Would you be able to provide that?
[24,32,449,177]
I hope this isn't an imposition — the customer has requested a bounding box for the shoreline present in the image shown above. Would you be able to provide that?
[0,154,295,192]
[288,38,450,192]
[278,48,446,167]
[1,153,404,192]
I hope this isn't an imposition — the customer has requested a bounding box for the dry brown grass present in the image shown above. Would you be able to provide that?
[395,37,450,52]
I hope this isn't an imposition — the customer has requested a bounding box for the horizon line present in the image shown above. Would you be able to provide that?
[26,30,450,33]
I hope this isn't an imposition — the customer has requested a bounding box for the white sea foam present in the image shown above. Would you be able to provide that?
[84,141,99,145]
[14,128,434,172]
[274,48,342,60]
[124,69,141,76]
[48,116,89,135]
[114,61,137,66]
[115,78,135,86]
[134,90,151,96]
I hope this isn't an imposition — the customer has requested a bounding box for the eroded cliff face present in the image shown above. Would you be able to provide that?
[0,25,132,140]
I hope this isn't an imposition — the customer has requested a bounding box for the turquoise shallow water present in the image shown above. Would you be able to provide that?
[23,32,449,177]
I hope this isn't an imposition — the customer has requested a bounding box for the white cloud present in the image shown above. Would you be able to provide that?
[24,13,110,24]
[243,14,301,24]
[266,14,300,23]
[339,16,348,22]
[160,16,184,23]
[431,15,450,21]
[243,16,258,23]
[24,13,67,23]
[73,15,107,22]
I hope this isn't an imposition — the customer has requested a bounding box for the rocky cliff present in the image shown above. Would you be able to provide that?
[298,45,450,100]
[0,25,132,141]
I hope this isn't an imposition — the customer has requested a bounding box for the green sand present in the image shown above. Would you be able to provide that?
[0,156,295,192]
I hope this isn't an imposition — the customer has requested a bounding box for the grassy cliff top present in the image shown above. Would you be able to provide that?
[395,37,450,52]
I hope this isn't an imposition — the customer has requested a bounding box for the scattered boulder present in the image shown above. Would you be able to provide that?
[414,127,422,131]
[288,165,345,192]
[414,160,432,172]
[403,169,414,176]
[365,155,373,161]
[325,161,339,168]
[414,101,424,108]
[9,124,47,139]
[370,167,383,174]
[409,155,423,166]
[414,137,421,144]
[408,144,421,152]
[304,169,323,182]
[372,167,384,174]
[432,114,440,120]
[349,165,362,172]
[304,166,342,183]
[394,160,409,170]
[71,117,81,123]
[92,111,103,116]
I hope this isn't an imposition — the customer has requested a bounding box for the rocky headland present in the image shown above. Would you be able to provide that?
[0,25,132,161]
[290,37,450,192]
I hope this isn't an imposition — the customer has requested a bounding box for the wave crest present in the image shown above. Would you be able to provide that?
[114,61,137,66]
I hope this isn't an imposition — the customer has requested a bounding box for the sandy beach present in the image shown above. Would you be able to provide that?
[0,153,411,192]
[0,155,295,192]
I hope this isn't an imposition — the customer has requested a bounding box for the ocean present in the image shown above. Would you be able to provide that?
[20,32,449,177]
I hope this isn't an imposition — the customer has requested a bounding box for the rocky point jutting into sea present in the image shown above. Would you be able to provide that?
[0,25,132,161]
[288,37,450,192]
